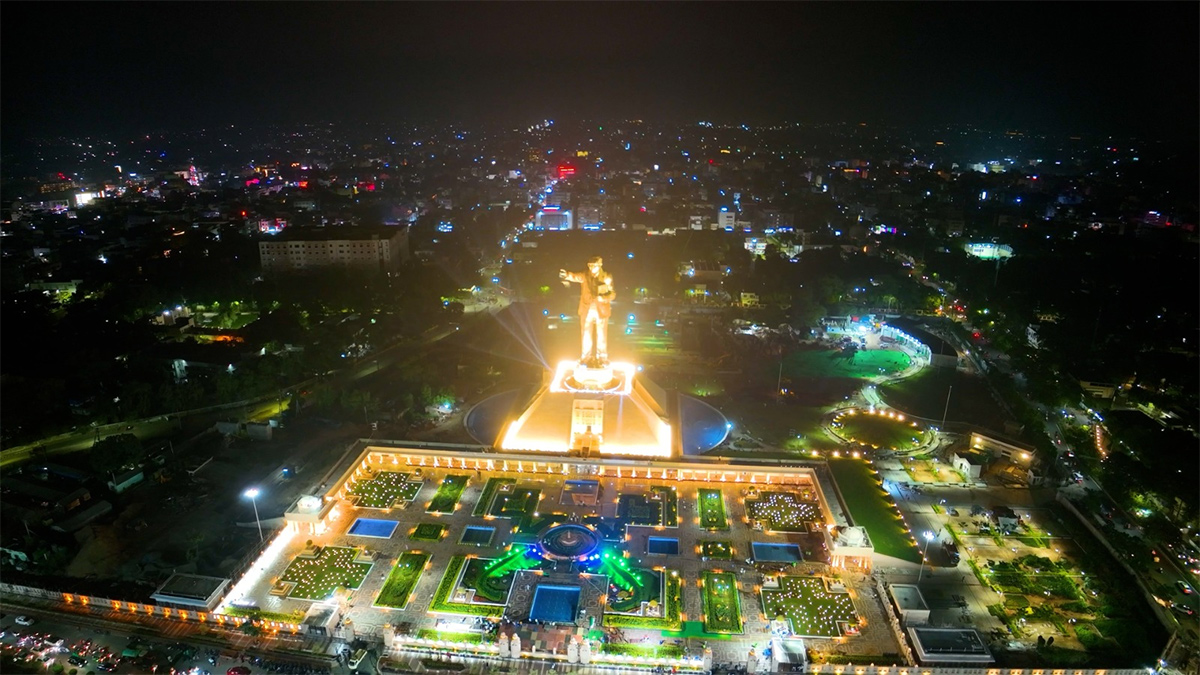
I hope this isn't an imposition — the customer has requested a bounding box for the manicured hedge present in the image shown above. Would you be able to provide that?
[429,555,505,617]
[604,573,683,630]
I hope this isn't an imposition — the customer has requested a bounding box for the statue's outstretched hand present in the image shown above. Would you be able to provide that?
[559,269,568,279]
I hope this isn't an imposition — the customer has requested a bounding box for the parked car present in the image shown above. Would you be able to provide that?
[14,616,34,627]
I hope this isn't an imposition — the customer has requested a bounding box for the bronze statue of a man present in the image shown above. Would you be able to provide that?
[559,256,616,367]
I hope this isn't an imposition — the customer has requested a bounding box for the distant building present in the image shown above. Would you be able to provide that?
[258,226,409,277]
[718,209,736,230]
[535,206,573,230]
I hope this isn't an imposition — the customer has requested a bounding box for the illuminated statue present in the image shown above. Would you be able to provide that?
[559,256,616,368]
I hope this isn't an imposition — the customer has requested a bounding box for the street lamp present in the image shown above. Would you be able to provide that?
[917,531,935,584]
[244,487,264,542]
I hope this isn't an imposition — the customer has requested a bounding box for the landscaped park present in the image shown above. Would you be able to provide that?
[278,546,373,601]
[761,576,859,638]
[347,470,423,508]
[831,409,928,451]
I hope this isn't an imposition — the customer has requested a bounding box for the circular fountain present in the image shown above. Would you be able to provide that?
[539,524,601,561]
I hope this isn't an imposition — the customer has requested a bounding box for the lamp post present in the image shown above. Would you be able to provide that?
[244,488,264,542]
[917,531,935,584]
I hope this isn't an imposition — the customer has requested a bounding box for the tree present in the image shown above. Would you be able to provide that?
[90,434,142,474]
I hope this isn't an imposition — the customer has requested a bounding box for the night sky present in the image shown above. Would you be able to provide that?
[2,2,1197,137]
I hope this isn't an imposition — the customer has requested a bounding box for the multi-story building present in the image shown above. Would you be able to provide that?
[258,226,409,277]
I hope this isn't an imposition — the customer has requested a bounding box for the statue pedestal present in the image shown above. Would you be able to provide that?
[570,363,617,391]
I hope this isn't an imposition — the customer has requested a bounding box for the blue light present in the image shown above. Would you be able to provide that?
[627,252,634,259]
[542,309,549,316]
[628,314,636,322]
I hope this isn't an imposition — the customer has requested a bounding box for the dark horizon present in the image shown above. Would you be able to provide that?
[2,2,1198,141]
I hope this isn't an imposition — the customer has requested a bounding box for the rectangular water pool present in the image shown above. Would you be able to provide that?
[529,585,581,623]
[647,536,679,555]
[459,525,496,546]
[348,518,399,539]
[752,542,803,562]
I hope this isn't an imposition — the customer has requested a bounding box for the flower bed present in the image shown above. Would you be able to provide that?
[701,541,734,560]
[429,556,505,617]
[347,471,423,508]
[761,576,858,637]
[411,523,447,541]
[280,546,372,601]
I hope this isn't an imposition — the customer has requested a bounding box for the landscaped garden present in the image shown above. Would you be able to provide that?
[375,552,431,609]
[603,566,683,631]
[827,459,921,563]
[427,475,469,513]
[410,523,447,541]
[701,541,734,560]
[698,489,729,530]
[761,576,858,637]
[831,409,928,450]
[347,471,423,508]
[490,487,541,519]
[701,571,743,634]
[474,477,516,516]
[280,546,373,601]
[618,488,678,527]
[429,550,545,617]
[746,491,820,532]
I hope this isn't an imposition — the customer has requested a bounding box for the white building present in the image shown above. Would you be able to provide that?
[258,226,409,277]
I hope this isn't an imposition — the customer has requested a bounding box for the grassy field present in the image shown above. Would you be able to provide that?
[375,552,431,609]
[347,471,423,508]
[426,475,469,513]
[410,523,447,541]
[702,572,743,634]
[879,367,1013,431]
[834,411,928,450]
[784,347,911,380]
[698,489,729,530]
[827,459,921,563]
[761,576,858,637]
[280,546,372,600]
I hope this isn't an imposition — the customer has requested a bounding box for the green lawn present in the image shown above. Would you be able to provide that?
[375,552,431,609]
[427,475,469,513]
[603,571,683,631]
[429,556,504,617]
[746,491,821,532]
[618,493,663,526]
[651,486,678,526]
[701,541,734,560]
[473,477,515,516]
[410,523,447,541]
[698,489,729,530]
[280,546,372,600]
[834,411,928,450]
[761,576,858,637]
[459,547,543,603]
[784,347,911,380]
[489,487,540,519]
[879,366,1013,431]
[347,471,423,508]
[827,459,920,562]
[702,572,743,634]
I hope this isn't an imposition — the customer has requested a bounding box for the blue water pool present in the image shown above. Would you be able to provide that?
[529,585,581,623]
[348,518,399,538]
[460,525,496,546]
[752,542,803,562]
[647,537,679,555]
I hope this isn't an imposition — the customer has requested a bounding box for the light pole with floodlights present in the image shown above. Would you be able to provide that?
[917,531,935,584]
[244,488,264,542]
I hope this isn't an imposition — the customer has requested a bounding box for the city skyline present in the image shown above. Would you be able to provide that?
[2,2,1197,140]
